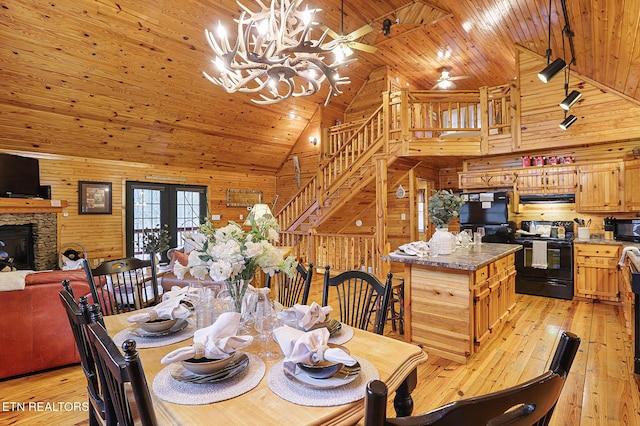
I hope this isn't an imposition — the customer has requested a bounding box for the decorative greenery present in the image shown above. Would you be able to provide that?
[141,224,171,254]
[428,189,466,228]
[175,216,296,312]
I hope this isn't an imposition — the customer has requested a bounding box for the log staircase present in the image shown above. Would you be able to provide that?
[276,86,514,275]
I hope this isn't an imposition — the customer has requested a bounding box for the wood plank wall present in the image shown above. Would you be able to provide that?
[7,152,276,264]
[344,67,389,123]
[516,47,640,150]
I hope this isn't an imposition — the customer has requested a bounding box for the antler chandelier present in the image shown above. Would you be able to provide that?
[203,0,355,105]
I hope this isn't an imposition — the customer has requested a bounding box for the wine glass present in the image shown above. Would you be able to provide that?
[254,301,279,359]
[186,281,204,306]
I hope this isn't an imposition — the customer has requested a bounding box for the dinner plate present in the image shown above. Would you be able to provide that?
[282,361,361,389]
[170,352,250,384]
[128,318,188,338]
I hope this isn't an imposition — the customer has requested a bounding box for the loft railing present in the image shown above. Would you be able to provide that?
[388,86,512,142]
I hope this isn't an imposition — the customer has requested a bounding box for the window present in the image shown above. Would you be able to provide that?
[125,182,207,260]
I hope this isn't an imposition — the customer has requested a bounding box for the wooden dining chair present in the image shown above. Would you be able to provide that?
[266,262,314,307]
[363,330,581,426]
[322,266,393,335]
[86,322,158,426]
[59,282,109,426]
[83,257,161,316]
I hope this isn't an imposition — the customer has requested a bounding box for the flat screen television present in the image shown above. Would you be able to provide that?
[0,153,40,198]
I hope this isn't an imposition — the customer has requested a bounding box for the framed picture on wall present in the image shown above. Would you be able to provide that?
[79,181,112,214]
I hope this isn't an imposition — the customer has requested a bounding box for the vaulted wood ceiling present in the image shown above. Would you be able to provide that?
[1,0,638,174]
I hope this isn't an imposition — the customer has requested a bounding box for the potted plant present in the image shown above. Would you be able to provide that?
[141,224,171,264]
[428,190,466,254]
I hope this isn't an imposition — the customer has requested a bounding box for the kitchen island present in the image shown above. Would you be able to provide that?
[383,243,522,364]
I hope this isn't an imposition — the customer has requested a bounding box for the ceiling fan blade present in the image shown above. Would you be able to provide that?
[347,24,374,40]
[450,75,472,81]
[319,25,341,40]
[350,41,378,54]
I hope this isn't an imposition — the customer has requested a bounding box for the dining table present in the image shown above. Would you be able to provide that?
[103,311,428,425]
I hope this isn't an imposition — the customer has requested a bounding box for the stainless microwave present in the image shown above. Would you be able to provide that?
[614,219,640,242]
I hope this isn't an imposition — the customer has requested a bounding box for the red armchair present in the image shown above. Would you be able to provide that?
[0,270,91,380]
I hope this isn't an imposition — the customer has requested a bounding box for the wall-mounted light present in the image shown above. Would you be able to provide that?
[559,114,577,130]
[559,90,582,110]
[538,58,566,83]
[309,137,318,146]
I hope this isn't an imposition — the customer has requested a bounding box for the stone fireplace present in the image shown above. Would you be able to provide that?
[0,212,57,270]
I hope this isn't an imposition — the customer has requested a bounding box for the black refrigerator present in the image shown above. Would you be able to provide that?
[459,191,515,243]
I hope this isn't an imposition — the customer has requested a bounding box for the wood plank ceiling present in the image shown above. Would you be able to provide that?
[1,0,639,174]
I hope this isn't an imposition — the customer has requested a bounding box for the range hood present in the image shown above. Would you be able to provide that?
[518,193,575,204]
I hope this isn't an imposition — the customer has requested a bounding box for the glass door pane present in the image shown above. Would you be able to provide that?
[133,187,163,259]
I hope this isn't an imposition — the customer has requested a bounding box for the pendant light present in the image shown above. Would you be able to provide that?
[538,58,566,83]
[559,90,582,110]
[559,114,577,130]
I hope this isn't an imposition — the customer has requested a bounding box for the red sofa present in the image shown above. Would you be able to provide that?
[0,270,91,380]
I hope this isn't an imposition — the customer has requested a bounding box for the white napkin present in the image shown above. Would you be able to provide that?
[160,312,253,363]
[273,325,356,370]
[398,241,430,257]
[161,285,189,301]
[127,296,191,323]
[277,302,333,330]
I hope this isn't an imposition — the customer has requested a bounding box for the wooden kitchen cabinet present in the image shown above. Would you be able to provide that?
[473,254,516,349]
[459,169,514,190]
[574,243,621,302]
[514,165,575,194]
[576,161,623,212]
[618,253,635,338]
[624,159,640,212]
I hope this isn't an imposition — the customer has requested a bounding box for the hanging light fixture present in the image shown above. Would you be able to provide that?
[538,57,566,83]
[559,90,582,110]
[559,114,577,130]
[202,0,355,105]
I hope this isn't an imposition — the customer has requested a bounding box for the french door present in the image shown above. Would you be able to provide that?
[125,182,208,260]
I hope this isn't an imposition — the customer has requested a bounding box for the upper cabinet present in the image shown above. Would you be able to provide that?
[576,161,623,212]
[624,159,640,212]
[459,170,514,190]
[514,165,576,195]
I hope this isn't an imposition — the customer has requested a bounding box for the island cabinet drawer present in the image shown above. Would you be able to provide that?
[574,244,620,258]
[474,266,488,284]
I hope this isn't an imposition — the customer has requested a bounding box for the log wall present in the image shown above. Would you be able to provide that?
[1,150,275,264]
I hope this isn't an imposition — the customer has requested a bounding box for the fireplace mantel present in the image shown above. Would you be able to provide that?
[0,198,68,213]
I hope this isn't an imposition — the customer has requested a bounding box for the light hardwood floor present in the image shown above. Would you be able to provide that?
[1,280,639,425]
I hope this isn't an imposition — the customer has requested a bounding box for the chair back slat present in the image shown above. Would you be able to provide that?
[269,262,314,307]
[322,267,393,335]
[83,257,160,316]
[59,283,110,424]
[86,322,158,426]
[364,331,581,425]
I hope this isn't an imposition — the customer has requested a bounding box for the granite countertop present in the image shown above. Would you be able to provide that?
[383,243,522,271]
[573,238,640,248]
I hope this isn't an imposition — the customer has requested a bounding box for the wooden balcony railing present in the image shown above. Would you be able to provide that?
[276,176,317,231]
[280,231,378,277]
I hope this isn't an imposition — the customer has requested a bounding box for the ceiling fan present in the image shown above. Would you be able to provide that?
[432,66,470,89]
[322,0,378,58]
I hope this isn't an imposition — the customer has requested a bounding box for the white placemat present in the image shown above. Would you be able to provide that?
[112,323,195,349]
[328,324,354,345]
[153,352,265,405]
[266,356,378,406]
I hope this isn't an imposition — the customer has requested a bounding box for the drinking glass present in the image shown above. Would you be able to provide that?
[254,300,279,359]
[186,281,204,306]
